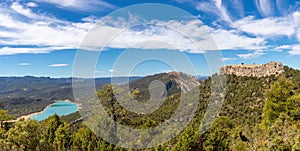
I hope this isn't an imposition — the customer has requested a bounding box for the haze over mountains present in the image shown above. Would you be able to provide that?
[0,76,140,116]
[0,72,204,117]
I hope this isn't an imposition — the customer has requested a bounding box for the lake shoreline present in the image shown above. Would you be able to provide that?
[8,100,81,122]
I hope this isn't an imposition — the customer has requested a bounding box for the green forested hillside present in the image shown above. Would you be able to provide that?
[0,76,140,117]
[0,67,299,150]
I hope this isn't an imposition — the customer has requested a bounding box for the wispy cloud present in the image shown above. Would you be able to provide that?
[1,0,299,59]
[82,18,267,52]
[255,0,275,17]
[237,51,265,59]
[48,64,69,67]
[0,9,267,55]
[210,29,266,50]
[293,11,300,41]
[109,69,116,73]
[0,2,93,55]
[228,0,244,18]
[10,2,39,19]
[221,57,237,61]
[233,16,296,38]
[0,47,69,55]
[274,45,291,52]
[212,0,232,23]
[18,63,31,66]
[94,70,103,73]
[288,45,300,55]
[196,0,232,23]
[26,2,37,8]
[9,2,61,22]
[36,0,116,12]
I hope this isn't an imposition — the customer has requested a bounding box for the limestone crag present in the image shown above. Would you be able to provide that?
[168,71,200,92]
[219,62,284,77]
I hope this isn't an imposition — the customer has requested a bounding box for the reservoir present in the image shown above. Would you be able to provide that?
[30,100,78,121]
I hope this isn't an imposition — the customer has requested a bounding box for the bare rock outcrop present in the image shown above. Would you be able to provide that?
[219,62,284,77]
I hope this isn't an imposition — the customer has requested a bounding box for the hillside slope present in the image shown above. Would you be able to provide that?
[1,67,300,150]
[0,76,140,117]
[127,71,200,100]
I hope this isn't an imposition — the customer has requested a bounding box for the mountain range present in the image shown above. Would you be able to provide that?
[0,73,204,117]
[0,76,140,116]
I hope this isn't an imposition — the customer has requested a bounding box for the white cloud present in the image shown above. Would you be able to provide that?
[11,2,38,19]
[196,0,232,23]
[293,11,300,25]
[84,18,266,52]
[233,16,295,37]
[0,47,49,55]
[0,11,267,55]
[0,3,93,54]
[255,0,275,17]
[176,0,300,58]
[0,2,268,56]
[276,0,293,16]
[10,2,51,20]
[231,0,244,18]
[18,63,31,66]
[81,16,99,23]
[288,45,300,55]
[109,69,116,73]
[221,57,237,61]
[274,45,291,52]
[275,45,291,50]
[105,22,197,51]
[36,0,116,12]
[0,46,71,55]
[293,11,300,41]
[27,2,37,7]
[212,0,232,23]
[94,70,103,73]
[48,64,69,67]
[196,2,218,15]
[210,29,266,50]
[237,51,265,59]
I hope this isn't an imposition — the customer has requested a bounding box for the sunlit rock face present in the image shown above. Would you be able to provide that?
[167,71,200,93]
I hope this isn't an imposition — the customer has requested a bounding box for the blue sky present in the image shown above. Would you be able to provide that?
[0,0,300,77]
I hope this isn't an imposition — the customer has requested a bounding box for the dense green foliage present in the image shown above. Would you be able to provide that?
[0,67,299,150]
[261,77,295,127]
[126,72,192,100]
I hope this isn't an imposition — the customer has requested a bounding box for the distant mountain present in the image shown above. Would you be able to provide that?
[127,71,201,100]
[0,76,141,117]
[0,76,141,99]
[196,75,209,80]
[0,72,200,117]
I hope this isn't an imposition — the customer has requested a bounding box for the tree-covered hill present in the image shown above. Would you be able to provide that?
[0,66,299,150]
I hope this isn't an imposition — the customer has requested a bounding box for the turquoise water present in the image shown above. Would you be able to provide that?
[30,100,78,121]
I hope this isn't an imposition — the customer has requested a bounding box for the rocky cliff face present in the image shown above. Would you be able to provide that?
[168,71,200,93]
[128,71,200,100]
[219,62,284,77]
